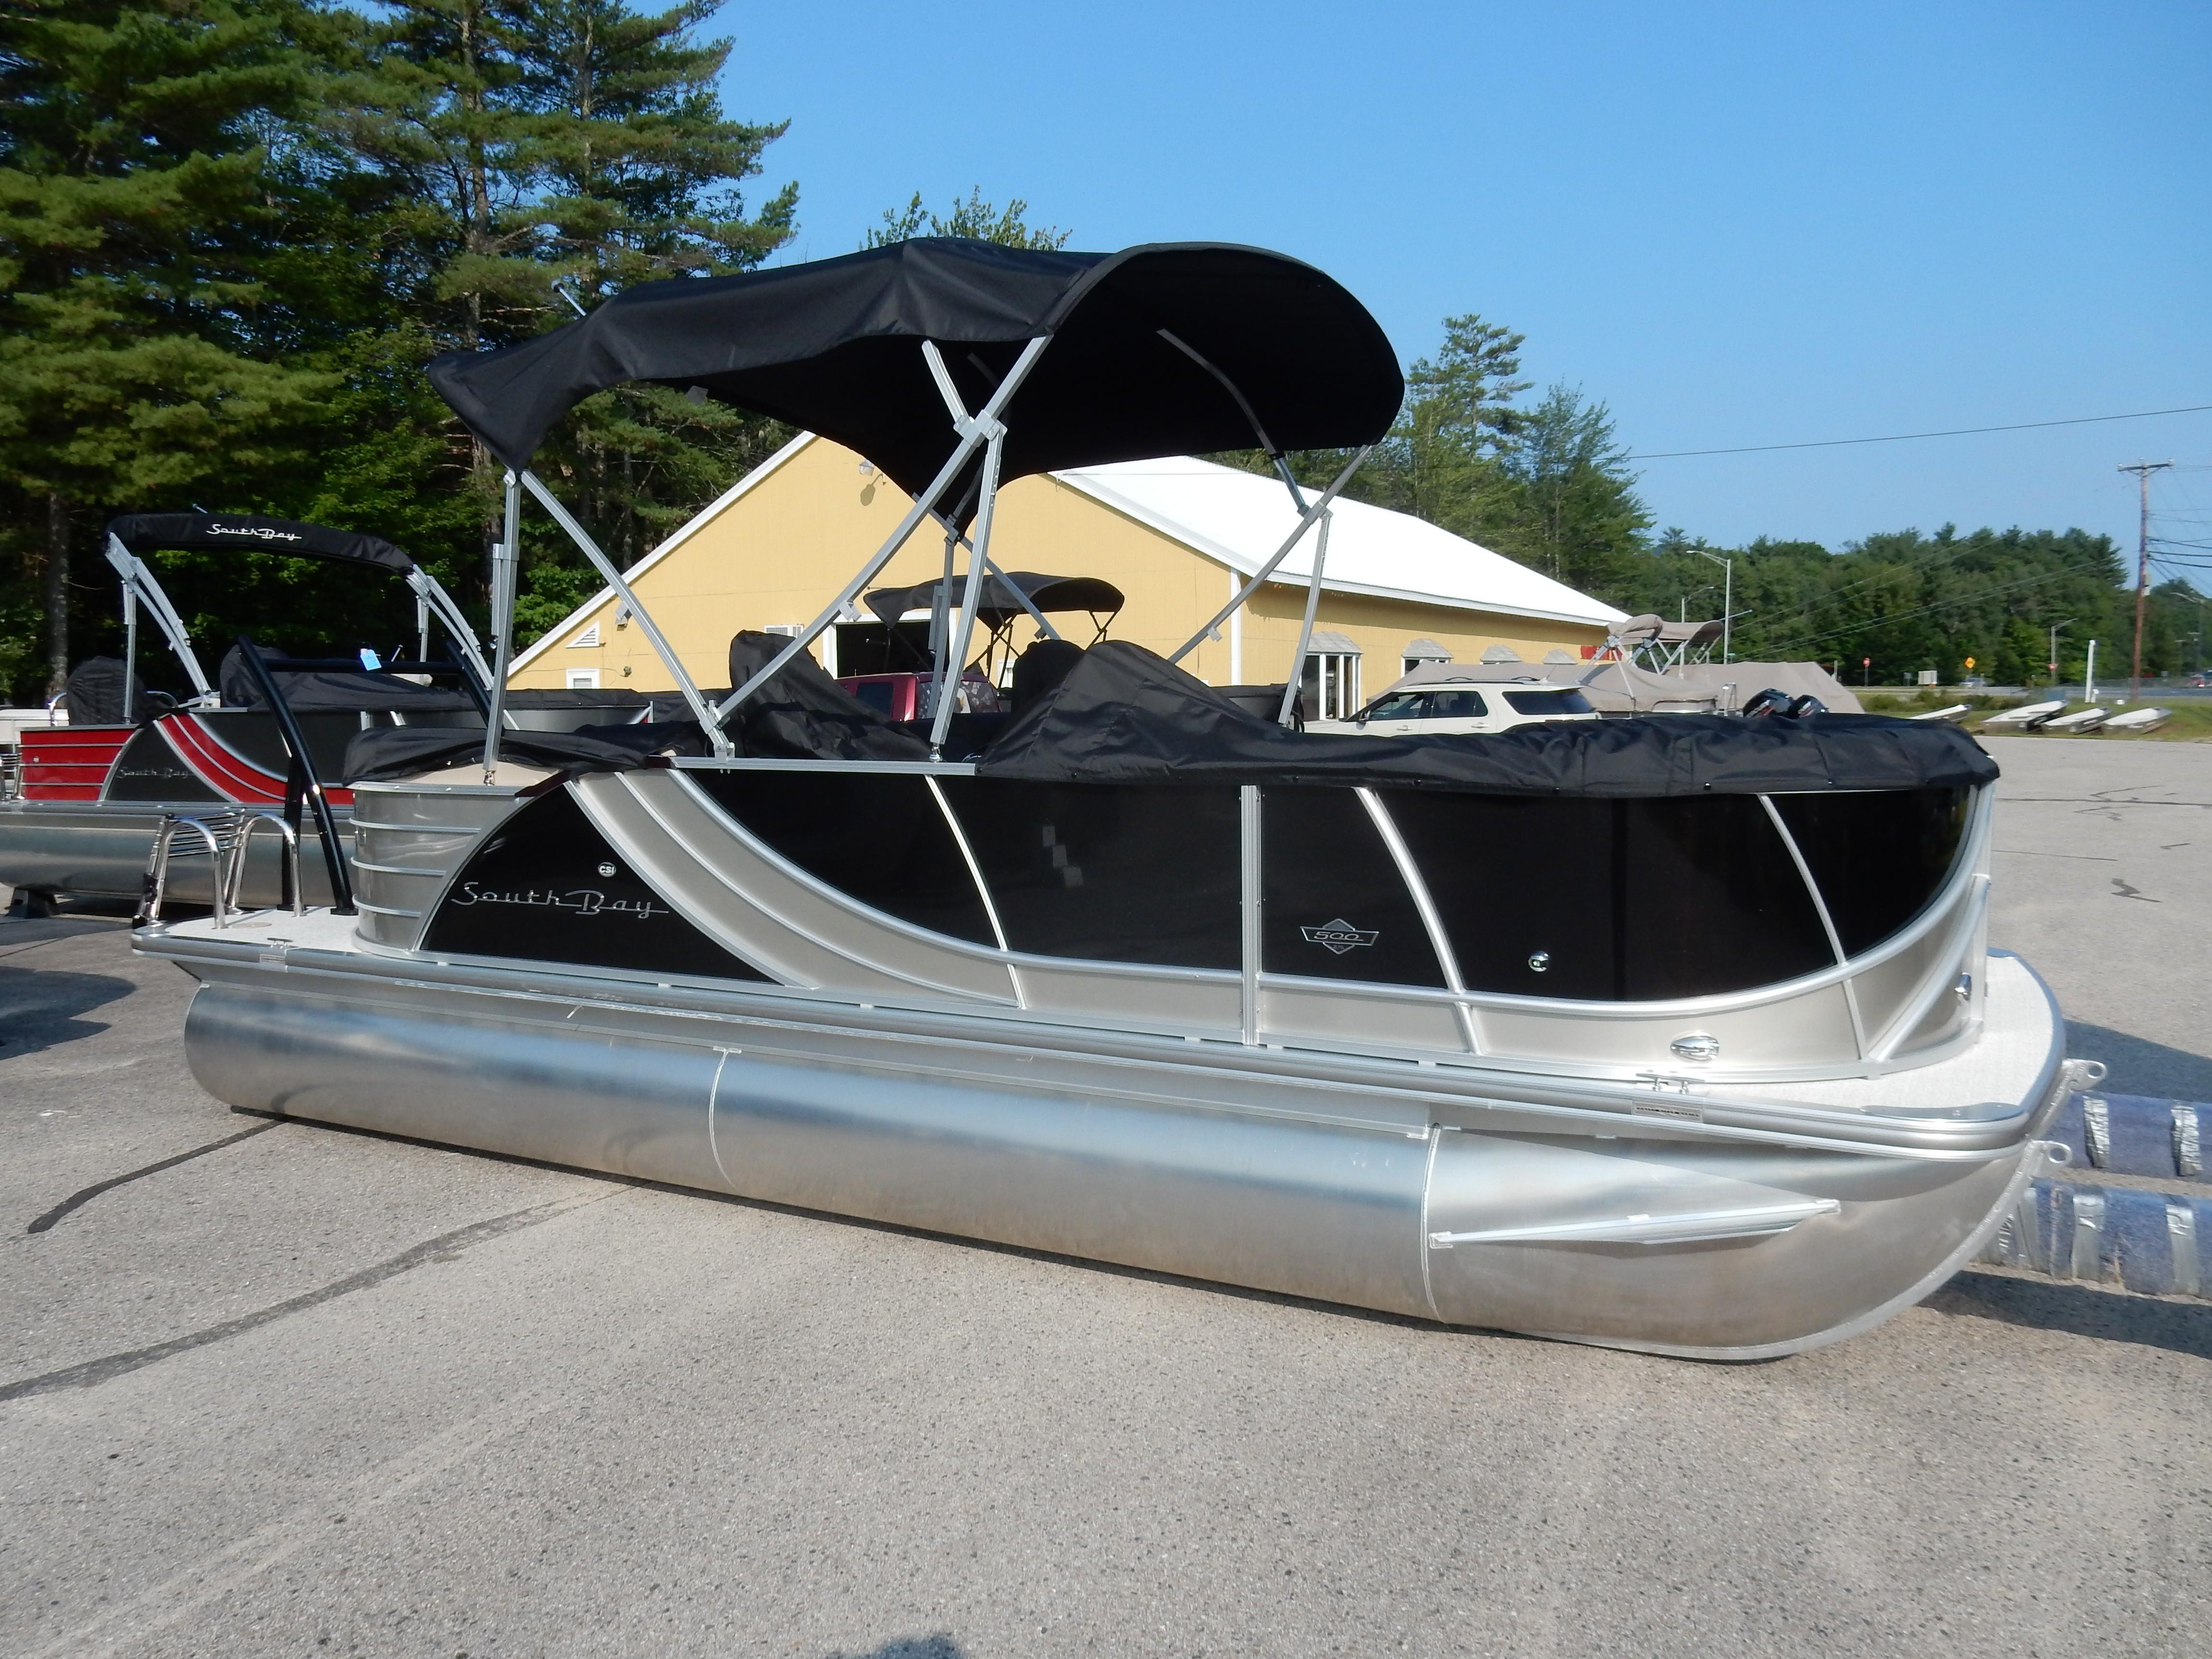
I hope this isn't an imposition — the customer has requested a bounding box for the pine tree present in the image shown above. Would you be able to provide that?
[868,187,1070,251]
[0,0,341,695]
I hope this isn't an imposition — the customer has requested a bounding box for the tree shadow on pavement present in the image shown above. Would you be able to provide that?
[1931,1270,2212,1360]
[0,965,136,1058]
[2067,1022,2212,1103]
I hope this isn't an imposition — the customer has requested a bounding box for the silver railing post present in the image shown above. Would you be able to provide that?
[519,470,733,757]
[1278,510,1333,726]
[481,471,522,782]
[145,814,229,929]
[121,583,137,724]
[930,422,1008,752]
[224,810,303,918]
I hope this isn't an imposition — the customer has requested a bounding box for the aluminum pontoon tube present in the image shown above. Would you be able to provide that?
[168,949,2082,1358]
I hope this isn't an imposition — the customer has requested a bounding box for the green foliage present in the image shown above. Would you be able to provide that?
[1610,524,2198,684]
[867,187,1070,250]
[0,0,801,696]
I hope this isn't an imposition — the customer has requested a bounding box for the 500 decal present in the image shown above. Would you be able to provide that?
[449,882,670,921]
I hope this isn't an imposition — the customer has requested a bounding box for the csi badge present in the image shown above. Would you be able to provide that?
[597,862,618,878]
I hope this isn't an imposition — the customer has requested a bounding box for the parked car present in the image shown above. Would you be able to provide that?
[1309,678,1600,735]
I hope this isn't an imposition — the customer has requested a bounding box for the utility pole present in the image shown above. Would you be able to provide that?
[2119,460,2172,703]
[2049,618,2075,688]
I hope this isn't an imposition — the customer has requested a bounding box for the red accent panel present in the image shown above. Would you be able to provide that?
[161,715,353,807]
[19,727,131,801]
[161,716,285,804]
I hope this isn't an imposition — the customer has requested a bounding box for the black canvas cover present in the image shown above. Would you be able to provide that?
[977,643,2000,796]
[864,571,1123,627]
[108,513,414,574]
[218,646,475,713]
[344,721,708,783]
[426,239,1402,515]
[723,631,928,761]
[58,657,174,724]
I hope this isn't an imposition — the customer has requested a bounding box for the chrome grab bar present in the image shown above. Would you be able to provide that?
[144,812,232,928]
[223,810,303,918]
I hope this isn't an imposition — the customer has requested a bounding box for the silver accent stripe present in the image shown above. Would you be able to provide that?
[1356,788,1479,1055]
[1759,793,1865,1059]
[926,775,1019,1006]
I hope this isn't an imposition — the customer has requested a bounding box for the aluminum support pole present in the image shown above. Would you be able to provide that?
[104,536,214,699]
[481,472,521,782]
[929,526,957,678]
[1278,510,1332,725]
[121,586,137,724]
[407,572,495,690]
[927,515,1062,643]
[1168,446,1371,666]
[714,335,1051,728]
[520,470,732,757]
[931,425,1007,752]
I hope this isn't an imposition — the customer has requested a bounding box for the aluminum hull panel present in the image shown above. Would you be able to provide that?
[156,924,2074,1356]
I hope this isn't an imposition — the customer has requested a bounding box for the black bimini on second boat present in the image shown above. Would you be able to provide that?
[133,239,2088,1358]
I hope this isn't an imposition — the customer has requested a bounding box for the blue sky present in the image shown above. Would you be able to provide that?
[721,1,2211,566]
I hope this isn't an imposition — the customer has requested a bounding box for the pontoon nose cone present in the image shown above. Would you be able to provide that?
[1670,1033,1720,1063]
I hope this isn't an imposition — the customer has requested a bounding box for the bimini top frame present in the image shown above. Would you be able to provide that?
[102,513,495,719]
[425,237,1407,772]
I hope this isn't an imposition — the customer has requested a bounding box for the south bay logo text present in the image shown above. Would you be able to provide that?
[450,882,669,921]
[205,523,305,543]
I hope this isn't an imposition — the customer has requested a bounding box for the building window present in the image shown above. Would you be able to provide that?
[1401,637,1451,676]
[565,668,600,690]
[1298,631,1362,721]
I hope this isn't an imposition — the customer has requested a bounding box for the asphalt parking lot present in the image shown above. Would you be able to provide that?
[1,736,2206,1659]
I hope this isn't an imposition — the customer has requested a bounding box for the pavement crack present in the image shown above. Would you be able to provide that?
[24,1120,285,1236]
[0,1193,602,1405]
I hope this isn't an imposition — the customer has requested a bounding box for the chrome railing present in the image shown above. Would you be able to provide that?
[142,807,306,927]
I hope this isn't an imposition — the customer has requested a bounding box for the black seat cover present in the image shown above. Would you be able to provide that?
[724,631,927,761]
[1010,638,1085,711]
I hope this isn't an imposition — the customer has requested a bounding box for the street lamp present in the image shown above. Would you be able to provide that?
[1695,550,1733,664]
[2048,618,2075,689]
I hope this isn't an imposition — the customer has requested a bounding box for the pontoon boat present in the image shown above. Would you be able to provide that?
[133,239,2085,1357]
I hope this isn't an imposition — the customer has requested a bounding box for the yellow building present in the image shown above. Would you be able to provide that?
[509,434,1624,718]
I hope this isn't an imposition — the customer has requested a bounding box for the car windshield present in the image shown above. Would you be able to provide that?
[1361,692,1429,720]
[1503,688,1595,715]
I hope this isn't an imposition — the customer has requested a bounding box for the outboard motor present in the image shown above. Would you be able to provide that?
[1741,687,1794,718]
[1786,693,1827,719]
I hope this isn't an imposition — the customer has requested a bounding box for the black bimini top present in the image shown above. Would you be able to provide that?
[426,239,1404,518]
[979,643,2000,795]
[107,513,415,575]
[864,571,1124,628]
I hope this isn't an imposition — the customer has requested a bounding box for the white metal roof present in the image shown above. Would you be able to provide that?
[1052,455,1626,629]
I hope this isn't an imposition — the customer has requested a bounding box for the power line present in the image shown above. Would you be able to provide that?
[1626,401,2212,461]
